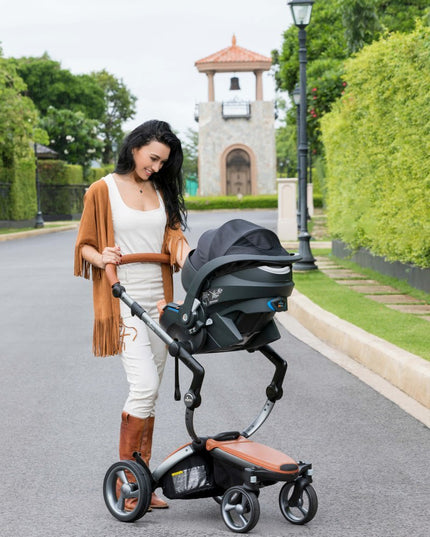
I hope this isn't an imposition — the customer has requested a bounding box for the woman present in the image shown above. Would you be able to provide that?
[74,120,190,510]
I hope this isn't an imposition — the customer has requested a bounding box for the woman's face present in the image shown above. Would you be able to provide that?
[132,140,171,181]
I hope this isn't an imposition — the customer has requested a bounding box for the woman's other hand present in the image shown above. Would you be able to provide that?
[81,244,121,269]
[101,245,122,268]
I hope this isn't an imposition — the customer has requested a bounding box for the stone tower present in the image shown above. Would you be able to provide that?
[195,36,276,196]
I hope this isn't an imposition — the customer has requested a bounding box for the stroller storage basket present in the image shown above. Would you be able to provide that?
[160,452,224,500]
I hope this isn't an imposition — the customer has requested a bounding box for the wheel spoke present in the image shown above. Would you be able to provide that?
[239,514,248,527]
[298,505,308,517]
[129,489,139,499]
[224,501,236,512]
[116,470,128,484]
[116,495,125,511]
[241,496,250,513]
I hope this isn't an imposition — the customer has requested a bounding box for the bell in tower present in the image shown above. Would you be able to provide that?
[229,76,240,91]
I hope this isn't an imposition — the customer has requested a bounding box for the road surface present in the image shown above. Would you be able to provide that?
[0,210,429,537]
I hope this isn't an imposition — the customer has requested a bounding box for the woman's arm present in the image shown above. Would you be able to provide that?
[176,239,191,268]
[81,244,122,270]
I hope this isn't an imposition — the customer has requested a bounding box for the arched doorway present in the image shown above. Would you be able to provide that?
[226,149,251,195]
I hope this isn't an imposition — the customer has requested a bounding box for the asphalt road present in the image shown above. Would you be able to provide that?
[0,210,429,537]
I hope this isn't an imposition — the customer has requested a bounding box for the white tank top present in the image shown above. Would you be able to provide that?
[104,174,166,312]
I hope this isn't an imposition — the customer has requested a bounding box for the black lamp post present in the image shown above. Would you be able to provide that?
[33,142,44,228]
[288,0,317,270]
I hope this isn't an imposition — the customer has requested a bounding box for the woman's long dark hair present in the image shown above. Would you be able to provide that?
[114,120,187,230]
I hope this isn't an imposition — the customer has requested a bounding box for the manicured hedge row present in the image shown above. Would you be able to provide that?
[0,159,36,220]
[37,162,113,218]
[321,24,430,268]
[185,193,322,211]
[87,165,114,183]
[38,160,83,185]
[185,195,277,210]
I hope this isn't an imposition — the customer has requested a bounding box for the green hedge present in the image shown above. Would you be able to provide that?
[185,194,322,211]
[321,24,430,268]
[37,160,83,217]
[185,195,277,210]
[38,160,84,185]
[88,165,115,183]
[2,159,36,220]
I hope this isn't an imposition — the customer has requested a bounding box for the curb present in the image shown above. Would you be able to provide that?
[0,223,79,242]
[283,290,430,410]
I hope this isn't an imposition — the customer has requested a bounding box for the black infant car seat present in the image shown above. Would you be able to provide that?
[160,219,301,354]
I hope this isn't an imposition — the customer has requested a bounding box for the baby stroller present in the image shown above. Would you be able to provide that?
[103,219,318,533]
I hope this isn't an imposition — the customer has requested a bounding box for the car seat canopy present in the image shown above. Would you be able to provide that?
[189,219,289,272]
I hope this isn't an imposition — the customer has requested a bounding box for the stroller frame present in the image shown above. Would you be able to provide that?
[102,251,318,533]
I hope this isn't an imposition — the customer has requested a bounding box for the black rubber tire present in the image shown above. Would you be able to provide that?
[279,481,318,525]
[221,486,260,533]
[103,460,152,522]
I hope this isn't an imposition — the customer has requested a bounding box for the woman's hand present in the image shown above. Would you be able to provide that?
[100,245,122,268]
[81,244,122,269]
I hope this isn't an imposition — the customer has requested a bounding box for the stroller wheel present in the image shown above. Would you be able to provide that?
[213,495,223,505]
[279,481,318,525]
[221,486,260,533]
[103,460,152,522]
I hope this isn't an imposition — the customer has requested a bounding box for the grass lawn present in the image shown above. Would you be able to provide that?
[293,253,430,361]
[0,227,34,234]
[0,223,70,235]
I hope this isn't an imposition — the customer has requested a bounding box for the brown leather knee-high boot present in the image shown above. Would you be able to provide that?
[139,416,169,509]
[116,411,148,511]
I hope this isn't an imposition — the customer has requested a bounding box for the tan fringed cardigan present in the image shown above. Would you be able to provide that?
[74,178,187,357]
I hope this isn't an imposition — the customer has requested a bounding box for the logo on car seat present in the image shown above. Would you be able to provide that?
[202,287,223,306]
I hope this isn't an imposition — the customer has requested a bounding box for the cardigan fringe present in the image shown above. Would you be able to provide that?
[92,316,123,357]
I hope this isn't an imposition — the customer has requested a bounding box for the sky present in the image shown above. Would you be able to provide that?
[0,0,294,138]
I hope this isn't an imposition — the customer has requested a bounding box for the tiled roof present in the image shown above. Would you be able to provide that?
[195,35,272,71]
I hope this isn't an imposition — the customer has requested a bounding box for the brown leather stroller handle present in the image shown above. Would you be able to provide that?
[120,253,170,265]
[105,263,119,287]
[105,253,171,288]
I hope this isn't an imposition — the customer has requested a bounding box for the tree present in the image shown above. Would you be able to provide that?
[90,70,137,164]
[39,107,103,174]
[340,0,381,54]
[272,2,347,95]
[376,0,429,34]
[14,54,105,120]
[0,57,39,165]
[272,0,430,159]
[0,53,45,220]
[180,128,198,179]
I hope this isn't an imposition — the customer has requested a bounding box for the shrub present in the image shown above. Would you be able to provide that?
[321,23,430,268]
[8,159,36,220]
[38,160,84,185]
[185,193,323,211]
[185,195,278,211]
[88,165,115,183]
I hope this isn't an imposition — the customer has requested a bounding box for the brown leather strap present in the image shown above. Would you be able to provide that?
[105,253,171,287]
[121,253,170,265]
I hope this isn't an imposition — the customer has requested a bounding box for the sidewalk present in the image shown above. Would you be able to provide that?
[0,222,79,242]
[277,242,430,427]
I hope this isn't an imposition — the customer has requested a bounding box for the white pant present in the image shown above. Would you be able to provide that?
[118,265,167,419]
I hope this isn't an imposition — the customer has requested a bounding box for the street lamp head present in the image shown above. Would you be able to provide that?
[288,0,314,28]
[292,83,300,106]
